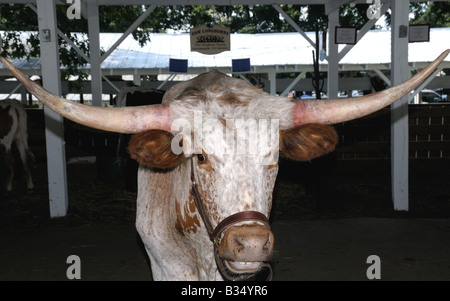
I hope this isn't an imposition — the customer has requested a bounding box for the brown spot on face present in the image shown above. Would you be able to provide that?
[178,86,207,102]
[175,196,200,236]
[218,90,246,106]
[195,158,223,225]
[0,105,13,139]
[243,204,252,211]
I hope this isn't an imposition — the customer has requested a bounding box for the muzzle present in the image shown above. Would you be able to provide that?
[190,159,273,281]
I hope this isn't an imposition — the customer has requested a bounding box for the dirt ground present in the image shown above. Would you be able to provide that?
[1,155,450,281]
[1,217,449,281]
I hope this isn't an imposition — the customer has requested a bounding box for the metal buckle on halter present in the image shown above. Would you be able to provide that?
[212,236,221,248]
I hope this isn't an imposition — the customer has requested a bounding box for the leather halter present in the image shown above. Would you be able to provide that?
[190,158,273,281]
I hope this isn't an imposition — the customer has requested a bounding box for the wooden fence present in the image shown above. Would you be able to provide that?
[334,104,450,159]
[26,104,450,160]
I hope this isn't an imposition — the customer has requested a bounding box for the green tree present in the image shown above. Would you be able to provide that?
[409,1,450,27]
[1,2,441,91]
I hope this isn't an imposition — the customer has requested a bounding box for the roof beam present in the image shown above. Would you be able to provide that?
[272,4,316,49]
[26,3,91,63]
[338,1,391,61]
[280,72,303,97]
[100,4,156,63]
[373,69,391,86]
[407,66,444,102]
[324,0,352,15]
[1,0,448,4]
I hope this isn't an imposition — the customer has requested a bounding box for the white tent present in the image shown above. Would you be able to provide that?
[2,28,450,76]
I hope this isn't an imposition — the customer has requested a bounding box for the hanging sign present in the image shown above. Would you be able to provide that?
[409,24,430,43]
[169,58,188,73]
[232,58,251,73]
[190,24,230,55]
[335,27,357,45]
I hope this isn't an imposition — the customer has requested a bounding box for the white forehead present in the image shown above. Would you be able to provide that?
[202,117,279,165]
[166,70,295,164]
[171,92,294,126]
[170,95,289,165]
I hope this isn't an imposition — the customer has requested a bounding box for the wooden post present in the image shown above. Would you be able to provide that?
[87,1,103,107]
[327,9,339,99]
[36,0,68,217]
[268,71,277,95]
[390,0,410,211]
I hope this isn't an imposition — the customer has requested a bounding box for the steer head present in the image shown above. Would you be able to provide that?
[1,49,448,280]
[125,73,339,278]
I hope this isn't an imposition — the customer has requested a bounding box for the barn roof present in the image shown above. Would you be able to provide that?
[1,27,450,76]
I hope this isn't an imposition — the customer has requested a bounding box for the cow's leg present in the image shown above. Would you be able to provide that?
[14,137,34,190]
[2,148,14,192]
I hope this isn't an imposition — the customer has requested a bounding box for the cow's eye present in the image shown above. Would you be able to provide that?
[197,154,206,162]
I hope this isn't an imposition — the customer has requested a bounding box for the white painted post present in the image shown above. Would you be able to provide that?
[327,9,339,99]
[87,1,103,107]
[36,0,68,217]
[390,0,410,211]
[133,74,142,86]
[268,71,277,95]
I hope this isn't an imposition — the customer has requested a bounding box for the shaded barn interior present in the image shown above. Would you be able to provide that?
[3,101,448,216]
[63,88,165,192]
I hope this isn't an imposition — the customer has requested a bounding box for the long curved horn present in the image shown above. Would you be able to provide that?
[0,57,171,134]
[292,49,450,126]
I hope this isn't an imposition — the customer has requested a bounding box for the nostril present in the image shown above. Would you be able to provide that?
[263,232,274,251]
[263,234,270,250]
[233,235,245,253]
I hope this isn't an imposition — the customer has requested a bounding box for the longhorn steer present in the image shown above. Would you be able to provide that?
[1,50,448,280]
[0,99,35,192]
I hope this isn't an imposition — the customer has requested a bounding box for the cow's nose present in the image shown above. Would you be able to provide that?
[218,224,274,262]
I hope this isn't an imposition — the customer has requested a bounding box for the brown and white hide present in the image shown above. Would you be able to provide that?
[132,71,336,280]
[0,99,35,192]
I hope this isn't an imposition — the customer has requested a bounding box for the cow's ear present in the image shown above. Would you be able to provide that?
[128,130,185,170]
[279,124,338,161]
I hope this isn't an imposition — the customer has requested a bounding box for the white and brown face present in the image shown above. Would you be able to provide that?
[126,72,339,276]
[127,95,339,275]
[190,131,279,275]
